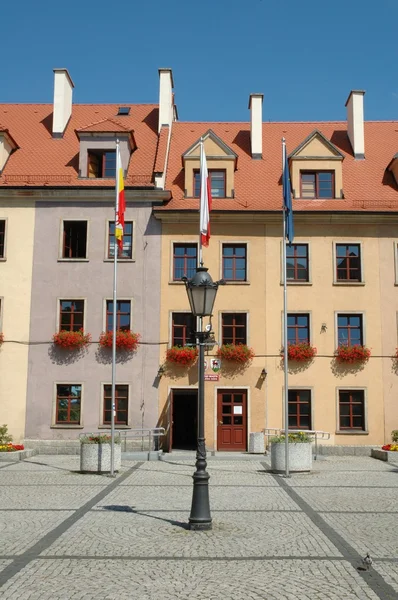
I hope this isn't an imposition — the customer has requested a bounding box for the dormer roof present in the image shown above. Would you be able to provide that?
[182,128,238,166]
[76,117,133,134]
[288,129,344,160]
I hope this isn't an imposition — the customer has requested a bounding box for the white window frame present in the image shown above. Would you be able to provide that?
[58,218,89,262]
[51,382,84,428]
[219,241,250,284]
[104,219,136,262]
[332,241,365,285]
[280,240,312,285]
[336,387,368,435]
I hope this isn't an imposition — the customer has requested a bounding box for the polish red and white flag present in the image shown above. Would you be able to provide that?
[199,142,212,247]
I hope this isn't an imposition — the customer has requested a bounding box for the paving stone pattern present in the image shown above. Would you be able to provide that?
[0,455,397,599]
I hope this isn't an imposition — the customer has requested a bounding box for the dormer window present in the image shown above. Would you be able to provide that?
[193,170,226,198]
[88,150,116,179]
[300,171,334,199]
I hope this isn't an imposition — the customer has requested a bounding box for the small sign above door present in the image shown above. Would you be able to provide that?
[205,374,219,381]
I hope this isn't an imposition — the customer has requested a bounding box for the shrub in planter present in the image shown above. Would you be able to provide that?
[217,344,255,364]
[99,330,140,352]
[0,424,24,452]
[270,431,312,473]
[334,344,371,364]
[80,434,121,473]
[392,430,398,443]
[283,343,317,362]
[53,329,91,350]
[166,346,198,367]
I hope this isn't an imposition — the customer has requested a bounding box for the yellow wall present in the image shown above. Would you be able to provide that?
[157,217,390,450]
[0,200,35,441]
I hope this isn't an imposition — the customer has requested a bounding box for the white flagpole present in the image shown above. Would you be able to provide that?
[110,141,120,477]
[282,138,290,478]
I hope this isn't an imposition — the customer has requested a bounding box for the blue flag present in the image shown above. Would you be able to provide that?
[283,149,294,245]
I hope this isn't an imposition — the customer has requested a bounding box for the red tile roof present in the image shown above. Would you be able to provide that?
[162,121,398,212]
[0,104,159,187]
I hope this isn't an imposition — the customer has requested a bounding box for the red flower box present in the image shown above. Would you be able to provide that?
[335,344,371,364]
[166,346,198,367]
[99,330,140,352]
[283,343,317,362]
[53,329,91,350]
[216,344,255,364]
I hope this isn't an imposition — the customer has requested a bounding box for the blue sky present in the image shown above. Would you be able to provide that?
[2,0,397,122]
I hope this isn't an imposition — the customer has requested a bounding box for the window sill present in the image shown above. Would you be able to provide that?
[333,281,365,286]
[98,425,131,430]
[51,424,84,429]
[58,258,89,263]
[0,258,6,262]
[223,281,250,285]
[104,258,135,263]
[335,430,369,435]
[168,280,185,285]
[281,281,312,286]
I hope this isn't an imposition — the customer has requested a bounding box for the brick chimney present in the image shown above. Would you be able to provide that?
[52,69,74,138]
[345,90,365,159]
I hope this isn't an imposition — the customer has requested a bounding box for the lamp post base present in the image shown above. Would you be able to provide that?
[188,438,212,531]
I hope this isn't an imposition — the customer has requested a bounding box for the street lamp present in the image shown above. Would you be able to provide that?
[183,267,222,531]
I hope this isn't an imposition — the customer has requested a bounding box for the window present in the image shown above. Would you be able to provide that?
[106,300,131,331]
[288,314,310,344]
[0,220,5,258]
[103,384,129,425]
[338,390,365,431]
[60,300,84,332]
[56,384,82,425]
[172,313,196,346]
[222,244,247,281]
[337,314,363,346]
[108,221,133,259]
[336,244,361,282]
[221,313,247,345]
[288,390,311,429]
[286,244,309,282]
[194,170,226,198]
[173,243,197,280]
[300,171,334,199]
[62,221,87,259]
[87,150,116,178]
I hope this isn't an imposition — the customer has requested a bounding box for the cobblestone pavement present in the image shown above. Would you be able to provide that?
[0,455,398,599]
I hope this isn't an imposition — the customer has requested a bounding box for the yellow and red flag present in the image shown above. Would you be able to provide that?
[115,145,125,254]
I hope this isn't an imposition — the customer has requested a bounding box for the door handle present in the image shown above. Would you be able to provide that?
[218,420,223,425]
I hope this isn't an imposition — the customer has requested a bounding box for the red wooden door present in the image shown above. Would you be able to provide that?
[217,390,247,451]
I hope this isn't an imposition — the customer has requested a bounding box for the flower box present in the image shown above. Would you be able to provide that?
[53,329,91,350]
[0,443,25,452]
[166,346,198,367]
[80,434,121,473]
[99,330,140,352]
[270,432,312,473]
[335,344,371,364]
[216,344,255,364]
[283,343,317,362]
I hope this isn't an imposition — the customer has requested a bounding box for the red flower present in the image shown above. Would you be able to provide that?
[99,330,140,352]
[166,346,198,366]
[282,343,317,362]
[216,344,255,364]
[382,444,391,451]
[335,344,371,364]
[53,329,91,350]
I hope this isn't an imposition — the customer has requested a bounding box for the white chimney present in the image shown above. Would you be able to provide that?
[158,68,174,133]
[248,94,263,159]
[52,69,74,138]
[345,90,365,159]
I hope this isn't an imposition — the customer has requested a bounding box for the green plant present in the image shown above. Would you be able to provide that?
[0,424,13,445]
[80,434,121,445]
[270,431,311,444]
[392,430,398,443]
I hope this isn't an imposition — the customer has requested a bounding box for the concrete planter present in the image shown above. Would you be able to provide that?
[80,443,121,473]
[371,448,398,463]
[270,442,312,473]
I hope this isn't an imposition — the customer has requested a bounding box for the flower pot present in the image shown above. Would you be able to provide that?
[270,442,312,473]
[80,442,121,473]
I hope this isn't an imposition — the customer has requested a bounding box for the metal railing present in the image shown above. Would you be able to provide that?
[263,428,331,460]
[118,427,166,454]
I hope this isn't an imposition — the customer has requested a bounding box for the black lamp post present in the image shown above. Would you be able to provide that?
[183,266,221,531]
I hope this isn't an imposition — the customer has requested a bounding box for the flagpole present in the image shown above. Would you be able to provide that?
[110,140,120,477]
[282,138,290,478]
[199,138,204,267]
